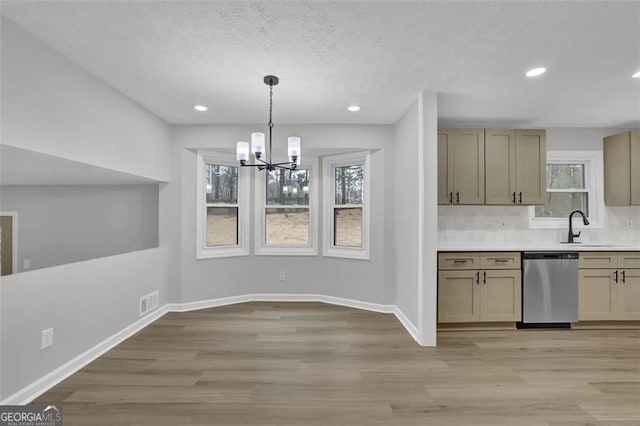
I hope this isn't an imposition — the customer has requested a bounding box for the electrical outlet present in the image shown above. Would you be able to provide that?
[41,328,54,350]
[23,259,31,269]
[279,271,286,282]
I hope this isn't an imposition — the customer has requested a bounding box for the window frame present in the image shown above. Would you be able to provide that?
[196,151,250,259]
[254,157,319,256]
[323,151,370,260]
[529,150,603,229]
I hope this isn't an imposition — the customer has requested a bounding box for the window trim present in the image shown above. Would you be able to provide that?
[323,151,370,260]
[529,150,603,229]
[196,151,250,259]
[254,158,319,256]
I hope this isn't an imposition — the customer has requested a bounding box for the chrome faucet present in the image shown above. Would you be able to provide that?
[567,210,589,243]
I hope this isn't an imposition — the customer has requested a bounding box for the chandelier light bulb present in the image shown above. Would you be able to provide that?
[288,136,301,163]
[236,141,249,163]
[251,132,265,158]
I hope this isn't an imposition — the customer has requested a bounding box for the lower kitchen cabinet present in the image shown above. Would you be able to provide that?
[578,252,640,321]
[438,252,521,324]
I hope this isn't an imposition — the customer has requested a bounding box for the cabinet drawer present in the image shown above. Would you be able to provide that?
[438,252,479,270]
[579,252,618,269]
[619,252,640,269]
[480,252,521,269]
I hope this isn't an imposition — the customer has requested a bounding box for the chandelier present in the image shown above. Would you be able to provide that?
[236,75,300,171]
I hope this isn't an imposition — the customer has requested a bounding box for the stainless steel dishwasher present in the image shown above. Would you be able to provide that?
[522,251,579,324]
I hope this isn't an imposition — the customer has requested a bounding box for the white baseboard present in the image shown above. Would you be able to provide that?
[392,306,421,344]
[2,294,420,405]
[0,305,169,406]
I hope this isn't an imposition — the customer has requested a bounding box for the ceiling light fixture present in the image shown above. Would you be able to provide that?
[632,70,640,79]
[348,105,361,112]
[236,75,300,171]
[194,105,208,112]
[526,67,547,77]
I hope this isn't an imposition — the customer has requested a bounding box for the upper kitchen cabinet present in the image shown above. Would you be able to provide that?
[603,131,640,206]
[438,128,485,205]
[485,129,546,205]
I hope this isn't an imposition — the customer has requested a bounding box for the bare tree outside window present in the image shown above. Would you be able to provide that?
[535,164,589,218]
[206,164,239,246]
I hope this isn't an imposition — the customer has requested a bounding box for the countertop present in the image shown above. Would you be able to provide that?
[437,242,640,252]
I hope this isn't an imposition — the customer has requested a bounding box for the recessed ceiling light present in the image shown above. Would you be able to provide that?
[194,105,208,112]
[526,67,547,77]
[632,70,640,79]
[347,105,361,112]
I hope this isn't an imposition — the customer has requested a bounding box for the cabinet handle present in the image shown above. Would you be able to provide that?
[492,258,511,263]
[475,271,480,284]
[449,192,453,204]
[453,259,470,264]
[456,192,460,203]
[512,192,516,204]
[621,270,626,284]
[483,271,487,284]
[614,270,618,283]
[518,192,523,204]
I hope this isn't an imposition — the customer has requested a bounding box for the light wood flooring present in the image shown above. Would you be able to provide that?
[34,302,640,425]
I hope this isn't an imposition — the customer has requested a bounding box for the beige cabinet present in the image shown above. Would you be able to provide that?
[578,252,640,321]
[485,129,546,205]
[438,252,521,323]
[603,131,640,206]
[438,128,485,205]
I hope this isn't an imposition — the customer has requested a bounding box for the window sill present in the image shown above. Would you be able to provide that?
[255,246,318,256]
[323,247,370,260]
[197,247,250,259]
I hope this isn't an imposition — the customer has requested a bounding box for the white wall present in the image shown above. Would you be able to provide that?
[438,127,640,244]
[168,124,395,306]
[0,17,172,401]
[0,248,169,400]
[0,17,170,182]
[393,101,420,328]
[0,185,159,272]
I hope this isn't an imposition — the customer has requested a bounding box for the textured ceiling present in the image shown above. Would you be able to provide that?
[1,1,639,127]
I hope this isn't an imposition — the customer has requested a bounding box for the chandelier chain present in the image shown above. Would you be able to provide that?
[268,83,274,129]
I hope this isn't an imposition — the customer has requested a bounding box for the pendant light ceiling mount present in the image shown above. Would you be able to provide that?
[236,75,300,172]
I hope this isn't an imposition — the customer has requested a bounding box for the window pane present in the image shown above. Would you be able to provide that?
[206,207,238,246]
[266,169,310,205]
[334,208,362,248]
[206,164,238,204]
[546,164,585,189]
[335,165,363,205]
[535,192,589,218]
[265,208,309,245]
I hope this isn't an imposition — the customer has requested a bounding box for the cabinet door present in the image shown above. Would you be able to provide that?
[450,128,485,205]
[618,269,640,320]
[579,269,617,320]
[603,132,631,206]
[515,129,546,205]
[438,270,480,323]
[631,131,640,205]
[481,270,521,322]
[438,130,452,204]
[485,129,516,205]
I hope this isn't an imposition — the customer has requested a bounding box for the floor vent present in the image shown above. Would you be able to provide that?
[139,291,159,316]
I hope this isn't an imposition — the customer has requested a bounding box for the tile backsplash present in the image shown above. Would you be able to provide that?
[438,205,640,244]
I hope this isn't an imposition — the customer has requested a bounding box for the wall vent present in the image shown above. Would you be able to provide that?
[139,291,159,316]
